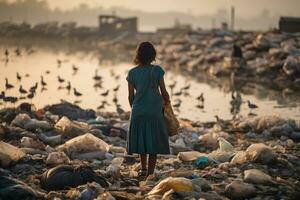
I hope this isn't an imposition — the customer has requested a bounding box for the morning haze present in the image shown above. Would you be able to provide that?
[1,0,300,31]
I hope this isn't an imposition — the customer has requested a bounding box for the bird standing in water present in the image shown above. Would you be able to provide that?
[247,100,258,114]
[73,88,82,97]
[5,78,14,90]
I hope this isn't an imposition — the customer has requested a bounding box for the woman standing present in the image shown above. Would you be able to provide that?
[126,41,170,178]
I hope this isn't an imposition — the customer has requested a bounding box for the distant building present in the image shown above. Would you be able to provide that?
[279,17,300,33]
[98,14,138,35]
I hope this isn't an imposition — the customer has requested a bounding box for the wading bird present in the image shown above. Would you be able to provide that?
[5,78,14,90]
[73,88,82,97]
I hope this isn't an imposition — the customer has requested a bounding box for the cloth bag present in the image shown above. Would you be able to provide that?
[163,100,180,136]
[150,66,179,136]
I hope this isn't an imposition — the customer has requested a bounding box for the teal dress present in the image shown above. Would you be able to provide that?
[126,65,170,154]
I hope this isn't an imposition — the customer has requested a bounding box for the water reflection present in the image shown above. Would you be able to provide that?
[0,42,299,121]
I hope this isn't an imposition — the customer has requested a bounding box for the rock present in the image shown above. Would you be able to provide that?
[55,116,89,139]
[225,180,256,199]
[230,151,248,165]
[46,152,70,165]
[41,165,109,191]
[20,137,45,150]
[44,101,96,120]
[0,141,25,167]
[177,151,204,162]
[147,177,194,196]
[244,169,272,184]
[57,133,110,155]
[246,143,277,164]
[290,132,300,142]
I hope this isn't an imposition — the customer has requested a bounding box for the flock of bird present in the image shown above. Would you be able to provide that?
[1,47,259,118]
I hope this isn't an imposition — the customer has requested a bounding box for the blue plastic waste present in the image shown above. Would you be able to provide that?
[195,156,209,168]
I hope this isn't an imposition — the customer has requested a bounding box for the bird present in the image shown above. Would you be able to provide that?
[19,86,27,95]
[196,103,204,109]
[247,100,258,113]
[27,92,35,102]
[5,78,14,90]
[173,99,182,108]
[4,49,9,57]
[0,91,4,100]
[196,93,204,102]
[41,76,47,87]
[112,95,118,104]
[100,90,109,97]
[45,70,51,74]
[57,59,62,67]
[173,89,183,96]
[57,76,65,84]
[247,100,258,109]
[181,84,191,91]
[73,88,82,97]
[116,104,125,115]
[168,81,177,90]
[66,81,71,92]
[113,85,120,92]
[15,48,21,56]
[93,70,102,81]
[72,64,78,72]
[29,82,38,93]
[16,72,22,81]
[97,103,105,110]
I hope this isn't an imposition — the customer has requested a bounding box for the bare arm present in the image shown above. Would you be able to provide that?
[128,83,135,107]
[159,77,170,103]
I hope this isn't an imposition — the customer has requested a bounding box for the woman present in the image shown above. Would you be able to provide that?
[126,41,170,178]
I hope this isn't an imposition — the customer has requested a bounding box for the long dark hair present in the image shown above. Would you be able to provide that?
[133,41,156,66]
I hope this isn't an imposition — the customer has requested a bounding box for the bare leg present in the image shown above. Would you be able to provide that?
[147,154,157,176]
[139,154,147,170]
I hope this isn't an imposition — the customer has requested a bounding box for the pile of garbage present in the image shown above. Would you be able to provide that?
[156,30,300,91]
[1,102,300,199]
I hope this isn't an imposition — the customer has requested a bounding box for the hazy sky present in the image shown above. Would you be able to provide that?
[5,0,300,16]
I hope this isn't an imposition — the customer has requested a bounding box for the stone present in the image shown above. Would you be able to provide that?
[244,169,272,184]
[225,180,256,199]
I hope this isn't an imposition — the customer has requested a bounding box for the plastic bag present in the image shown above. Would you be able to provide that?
[148,177,193,196]
[0,141,25,167]
[57,133,110,154]
[218,137,234,152]
[177,151,204,162]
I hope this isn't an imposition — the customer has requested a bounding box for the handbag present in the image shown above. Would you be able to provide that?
[150,66,180,136]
